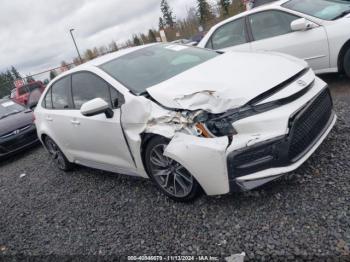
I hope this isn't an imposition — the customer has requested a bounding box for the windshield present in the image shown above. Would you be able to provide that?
[283,0,350,20]
[0,100,25,118]
[100,44,219,94]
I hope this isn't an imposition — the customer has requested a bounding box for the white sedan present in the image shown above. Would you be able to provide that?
[198,0,350,77]
[35,44,336,201]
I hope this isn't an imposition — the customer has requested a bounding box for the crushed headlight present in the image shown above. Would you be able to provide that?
[193,111,237,138]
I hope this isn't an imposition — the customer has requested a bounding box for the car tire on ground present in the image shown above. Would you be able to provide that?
[44,136,73,171]
[344,48,350,78]
[144,136,201,202]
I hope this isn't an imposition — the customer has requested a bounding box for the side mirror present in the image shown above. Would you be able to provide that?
[80,98,114,119]
[291,18,315,32]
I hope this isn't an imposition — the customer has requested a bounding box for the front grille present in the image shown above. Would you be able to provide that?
[227,88,334,180]
[288,89,333,160]
[2,130,37,152]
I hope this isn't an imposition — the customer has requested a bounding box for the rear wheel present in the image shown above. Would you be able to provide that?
[144,136,201,202]
[344,48,350,78]
[44,136,72,171]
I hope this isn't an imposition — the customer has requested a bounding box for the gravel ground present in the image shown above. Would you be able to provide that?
[0,74,349,261]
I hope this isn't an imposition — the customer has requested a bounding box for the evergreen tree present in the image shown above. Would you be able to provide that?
[196,0,214,27]
[148,29,157,43]
[49,70,57,80]
[5,70,14,83]
[10,66,21,80]
[159,17,165,30]
[219,0,231,16]
[160,0,175,28]
[133,35,141,46]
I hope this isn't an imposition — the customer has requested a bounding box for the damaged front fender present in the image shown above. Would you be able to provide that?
[164,133,230,196]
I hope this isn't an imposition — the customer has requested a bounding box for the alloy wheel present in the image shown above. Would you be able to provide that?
[45,138,66,170]
[149,144,194,198]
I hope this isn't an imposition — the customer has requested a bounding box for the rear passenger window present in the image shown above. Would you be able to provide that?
[72,72,111,109]
[51,76,71,109]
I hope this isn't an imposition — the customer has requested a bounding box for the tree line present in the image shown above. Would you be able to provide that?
[0,66,22,98]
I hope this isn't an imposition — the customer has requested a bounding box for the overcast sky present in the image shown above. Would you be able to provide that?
[0,0,201,78]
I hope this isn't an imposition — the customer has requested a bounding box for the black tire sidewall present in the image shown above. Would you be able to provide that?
[144,136,201,202]
[344,48,350,78]
[44,136,72,171]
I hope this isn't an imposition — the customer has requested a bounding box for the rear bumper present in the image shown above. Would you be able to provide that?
[229,112,336,192]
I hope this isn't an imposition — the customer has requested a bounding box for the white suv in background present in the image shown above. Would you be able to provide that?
[198,0,350,77]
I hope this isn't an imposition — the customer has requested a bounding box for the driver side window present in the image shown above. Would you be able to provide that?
[206,18,247,50]
[71,72,122,110]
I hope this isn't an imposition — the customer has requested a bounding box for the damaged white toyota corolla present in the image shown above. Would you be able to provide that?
[35,44,336,201]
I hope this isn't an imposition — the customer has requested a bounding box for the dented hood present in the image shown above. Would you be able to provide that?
[146,51,307,114]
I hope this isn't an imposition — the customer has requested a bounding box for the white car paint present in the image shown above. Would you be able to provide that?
[198,0,350,75]
[35,44,336,197]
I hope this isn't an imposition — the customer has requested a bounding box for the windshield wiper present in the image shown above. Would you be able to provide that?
[333,9,350,20]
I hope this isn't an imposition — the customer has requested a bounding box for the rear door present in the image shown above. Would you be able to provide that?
[42,76,76,152]
[247,10,329,71]
[205,18,252,52]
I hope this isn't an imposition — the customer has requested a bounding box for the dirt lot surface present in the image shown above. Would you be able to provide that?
[0,74,349,261]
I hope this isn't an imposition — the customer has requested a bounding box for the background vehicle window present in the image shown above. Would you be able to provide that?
[72,72,111,109]
[43,88,52,109]
[249,11,299,41]
[18,86,27,95]
[208,18,247,50]
[51,76,71,109]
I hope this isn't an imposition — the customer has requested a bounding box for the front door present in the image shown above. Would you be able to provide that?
[248,10,329,72]
[68,72,135,172]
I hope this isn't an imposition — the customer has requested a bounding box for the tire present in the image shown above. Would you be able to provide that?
[44,136,73,171]
[144,136,201,202]
[344,48,350,78]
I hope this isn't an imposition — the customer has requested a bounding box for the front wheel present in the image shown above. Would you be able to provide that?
[144,136,201,202]
[344,48,350,78]
[44,136,72,171]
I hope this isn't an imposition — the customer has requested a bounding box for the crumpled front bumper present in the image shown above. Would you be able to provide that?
[164,86,336,196]
[231,112,336,192]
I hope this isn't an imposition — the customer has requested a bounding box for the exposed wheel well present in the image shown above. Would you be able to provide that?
[338,40,350,73]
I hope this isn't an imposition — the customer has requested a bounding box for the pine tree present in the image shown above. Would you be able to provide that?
[49,70,57,80]
[219,0,231,16]
[159,17,165,30]
[148,29,157,43]
[10,66,21,80]
[197,0,214,28]
[160,0,175,28]
[133,35,141,46]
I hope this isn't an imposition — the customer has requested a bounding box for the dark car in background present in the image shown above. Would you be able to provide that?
[0,99,38,159]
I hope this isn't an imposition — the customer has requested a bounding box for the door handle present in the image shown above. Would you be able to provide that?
[70,120,80,126]
[46,116,53,122]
